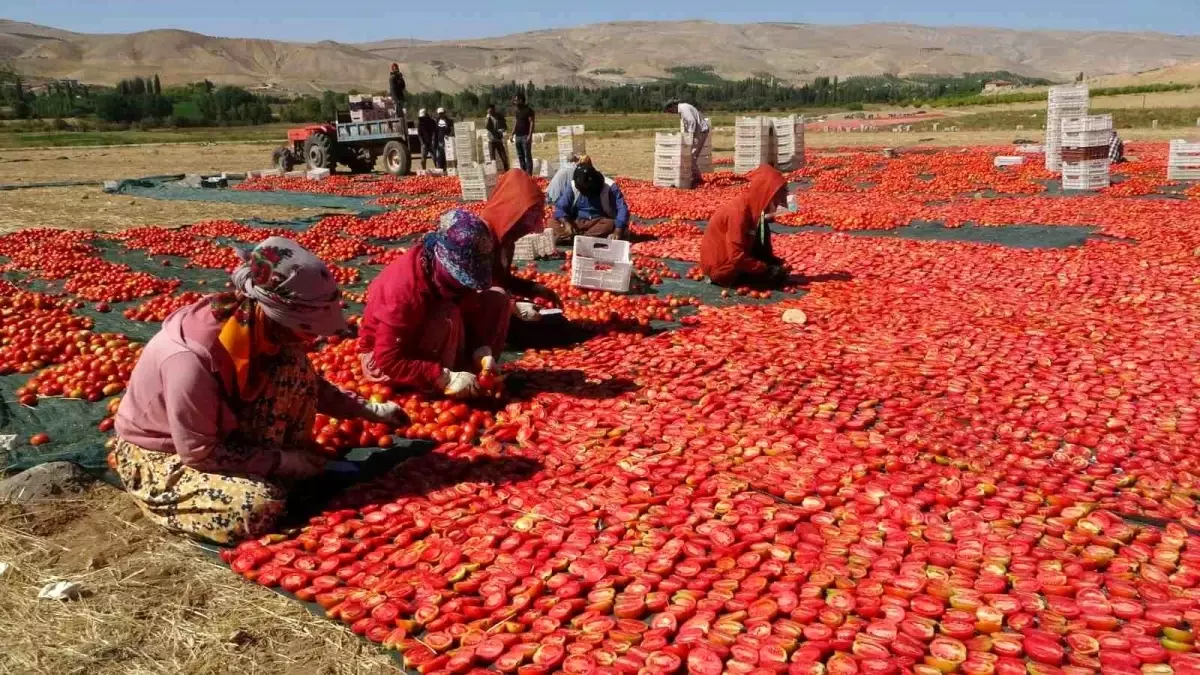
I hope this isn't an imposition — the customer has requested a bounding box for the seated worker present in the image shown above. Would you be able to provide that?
[478,170,563,327]
[552,159,630,243]
[112,237,408,545]
[546,154,579,205]
[1109,130,1126,164]
[359,215,508,400]
[700,165,790,288]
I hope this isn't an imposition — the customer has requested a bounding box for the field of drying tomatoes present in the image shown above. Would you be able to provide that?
[7,142,1200,674]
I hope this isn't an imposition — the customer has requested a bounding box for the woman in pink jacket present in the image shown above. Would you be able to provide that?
[113,237,407,544]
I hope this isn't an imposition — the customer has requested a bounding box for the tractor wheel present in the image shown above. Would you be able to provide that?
[383,140,411,176]
[344,148,377,174]
[271,146,295,173]
[304,132,334,171]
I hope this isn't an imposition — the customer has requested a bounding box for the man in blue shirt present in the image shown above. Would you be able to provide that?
[551,161,630,243]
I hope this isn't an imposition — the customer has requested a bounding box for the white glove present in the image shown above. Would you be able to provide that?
[472,346,495,372]
[362,401,409,426]
[276,451,326,480]
[513,301,541,322]
[443,370,481,399]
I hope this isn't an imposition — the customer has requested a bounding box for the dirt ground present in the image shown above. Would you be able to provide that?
[0,483,399,675]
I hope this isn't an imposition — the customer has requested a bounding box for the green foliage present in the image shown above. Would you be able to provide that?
[664,66,728,86]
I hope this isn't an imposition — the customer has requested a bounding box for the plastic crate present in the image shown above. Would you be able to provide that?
[1061,130,1111,149]
[571,236,632,293]
[458,161,497,202]
[1016,144,1044,154]
[993,156,1025,167]
[1062,175,1110,190]
[512,229,557,264]
[1061,115,1112,134]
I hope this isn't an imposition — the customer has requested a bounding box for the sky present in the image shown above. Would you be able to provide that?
[3,0,1199,43]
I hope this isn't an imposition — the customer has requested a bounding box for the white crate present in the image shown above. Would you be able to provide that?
[1063,158,1110,173]
[513,228,557,264]
[994,156,1025,167]
[444,138,456,162]
[453,122,480,165]
[1062,115,1112,134]
[1062,175,1110,190]
[1015,144,1044,154]
[458,161,498,202]
[1061,130,1112,148]
[571,236,632,293]
[307,167,331,181]
[654,132,694,187]
[772,115,805,170]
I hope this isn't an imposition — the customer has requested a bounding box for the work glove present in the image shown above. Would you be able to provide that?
[473,346,496,373]
[531,283,562,308]
[276,450,326,481]
[442,369,482,399]
[362,401,409,426]
[513,301,541,322]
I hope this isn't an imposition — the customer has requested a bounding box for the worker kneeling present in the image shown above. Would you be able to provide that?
[359,173,553,399]
[700,165,790,288]
[112,238,408,544]
[552,159,630,243]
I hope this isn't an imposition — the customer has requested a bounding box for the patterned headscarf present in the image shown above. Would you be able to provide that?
[212,237,346,400]
[421,210,494,291]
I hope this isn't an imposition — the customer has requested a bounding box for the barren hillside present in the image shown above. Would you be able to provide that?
[4,19,1200,94]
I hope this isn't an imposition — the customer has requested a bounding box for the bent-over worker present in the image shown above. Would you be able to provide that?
[700,165,789,288]
[666,99,711,184]
[112,237,407,545]
[546,154,579,205]
[1109,130,1126,164]
[359,215,509,400]
[552,160,630,243]
[479,171,563,327]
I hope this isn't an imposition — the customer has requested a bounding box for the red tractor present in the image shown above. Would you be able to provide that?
[272,111,417,176]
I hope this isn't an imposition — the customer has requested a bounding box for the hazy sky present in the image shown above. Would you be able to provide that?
[5,0,1199,42]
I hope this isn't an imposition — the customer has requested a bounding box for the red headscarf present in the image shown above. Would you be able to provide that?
[700,165,787,286]
[481,171,545,245]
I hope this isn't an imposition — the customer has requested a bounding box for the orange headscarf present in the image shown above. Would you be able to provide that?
[217,303,281,401]
[481,170,545,244]
[699,165,787,286]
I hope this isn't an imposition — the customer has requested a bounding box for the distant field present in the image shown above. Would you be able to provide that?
[0,110,853,150]
[916,107,1200,132]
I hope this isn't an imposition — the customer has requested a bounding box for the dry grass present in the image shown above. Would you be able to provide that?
[0,484,400,675]
[0,186,349,233]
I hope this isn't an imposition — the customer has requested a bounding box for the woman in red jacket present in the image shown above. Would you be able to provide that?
[700,165,790,288]
[359,213,507,399]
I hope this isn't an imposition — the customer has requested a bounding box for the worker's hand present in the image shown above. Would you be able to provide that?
[609,229,627,241]
[443,371,482,399]
[362,401,409,426]
[276,450,327,481]
[531,283,562,308]
[513,301,541,322]
[472,347,495,373]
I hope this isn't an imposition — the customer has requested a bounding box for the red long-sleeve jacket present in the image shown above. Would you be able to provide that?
[358,244,446,390]
[700,165,786,286]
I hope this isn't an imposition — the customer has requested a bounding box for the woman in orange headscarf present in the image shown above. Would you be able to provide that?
[700,165,790,288]
[481,171,560,312]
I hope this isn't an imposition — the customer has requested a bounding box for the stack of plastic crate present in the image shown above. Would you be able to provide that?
[453,122,480,166]
[557,125,586,162]
[1059,114,1111,190]
[734,117,772,174]
[1045,84,1089,171]
[512,229,557,264]
[476,129,493,161]
[458,161,498,202]
[653,132,693,188]
[772,115,806,171]
[1168,140,1200,180]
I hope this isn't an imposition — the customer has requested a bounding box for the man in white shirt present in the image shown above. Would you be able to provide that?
[546,154,579,205]
[666,100,710,183]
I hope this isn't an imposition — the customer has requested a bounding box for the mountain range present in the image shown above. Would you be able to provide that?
[4,19,1200,94]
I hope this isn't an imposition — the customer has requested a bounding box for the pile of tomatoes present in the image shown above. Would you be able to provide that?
[123,292,206,321]
[21,333,142,402]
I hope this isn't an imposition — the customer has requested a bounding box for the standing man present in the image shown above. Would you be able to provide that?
[486,103,510,172]
[666,99,710,184]
[417,109,437,172]
[511,93,536,174]
[435,107,455,171]
[388,63,406,114]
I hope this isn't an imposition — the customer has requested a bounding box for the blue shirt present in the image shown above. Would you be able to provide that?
[554,181,630,231]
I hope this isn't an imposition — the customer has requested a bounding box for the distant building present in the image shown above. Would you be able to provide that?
[982,80,1017,95]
